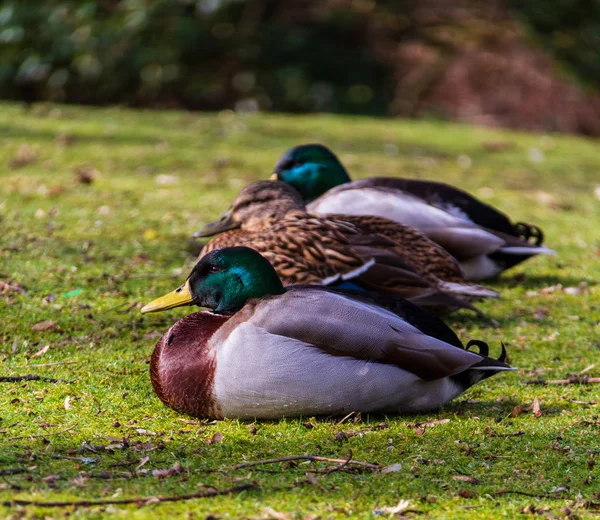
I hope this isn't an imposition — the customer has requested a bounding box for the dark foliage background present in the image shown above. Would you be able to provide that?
[1,0,599,133]
[512,0,600,89]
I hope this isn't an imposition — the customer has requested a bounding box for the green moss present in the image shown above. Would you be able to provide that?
[0,102,599,518]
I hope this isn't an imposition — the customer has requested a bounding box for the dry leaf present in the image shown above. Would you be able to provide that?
[31,320,57,332]
[75,166,98,184]
[135,428,157,436]
[263,507,291,520]
[540,284,562,295]
[155,174,179,186]
[333,431,347,442]
[56,134,76,147]
[458,488,478,498]
[177,418,199,425]
[152,461,184,479]
[529,149,545,164]
[9,144,38,169]
[452,475,480,484]
[48,185,65,197]
[30,345,50,358]
[511,405,525,417]
[0,280,26,295]
[143,229,157,241]
[382,464,403,473]
[70,475,86,488]
[64,396,72,410]
[135,456,150,472]
[407,418,450,428]
[564,282,588,295]
[206,432,224,444]
[143,331,162,340]
[532,397,542,418]
[375,500,411,515]
[483,140,514,153]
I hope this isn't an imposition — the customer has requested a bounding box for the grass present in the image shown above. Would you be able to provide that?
[0,101,599,519]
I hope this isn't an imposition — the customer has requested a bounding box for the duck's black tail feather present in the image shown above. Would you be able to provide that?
[490,221,555,271]
[452,341,513,390]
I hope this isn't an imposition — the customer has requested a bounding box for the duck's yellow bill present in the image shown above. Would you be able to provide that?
[269,173,278,180]
[141,281,194,314]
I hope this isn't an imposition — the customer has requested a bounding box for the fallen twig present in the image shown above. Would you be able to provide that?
[335,411,355,426]
[525,376,600,385]
[232,453,380,471]
[8,424,77,441]
[0,375,72,384]
[494,489,563,498]
[0,281,26,293]
[12,361,78,368]
[0,469,29,476]
[485,430,526,438]
[4,482,257,508]
[127,273,179,279]
[33,453,98,463]
[119,301,140,313]
[312,450,354,475]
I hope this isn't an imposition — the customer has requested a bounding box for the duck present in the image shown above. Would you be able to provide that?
[193,181,499,315]
[140,246,512,419]
[270,143,556,281]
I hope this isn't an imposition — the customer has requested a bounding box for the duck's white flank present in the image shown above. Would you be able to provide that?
[209,289,503,419]
[213,323,465,419]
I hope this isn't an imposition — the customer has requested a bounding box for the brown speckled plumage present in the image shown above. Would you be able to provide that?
[337,214,464,283]
[202,211,366,285]
[197,182,497,311]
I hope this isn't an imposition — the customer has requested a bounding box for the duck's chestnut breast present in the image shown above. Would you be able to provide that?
[150,312,230,419]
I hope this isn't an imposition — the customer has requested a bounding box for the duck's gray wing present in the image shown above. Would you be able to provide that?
[244,287,509,381]
[308,184,506,259]
[324,178,517,235]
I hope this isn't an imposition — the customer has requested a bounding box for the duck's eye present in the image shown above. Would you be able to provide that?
[281,159,301,170]
[195,263,221,278]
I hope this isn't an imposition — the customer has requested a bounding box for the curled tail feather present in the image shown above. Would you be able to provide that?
[513,222,544,246]
[452,341,513,390]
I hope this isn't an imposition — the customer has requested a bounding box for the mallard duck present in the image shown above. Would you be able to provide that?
[271,144,556,281]
[140,246,512,419]
[193,181,499,315]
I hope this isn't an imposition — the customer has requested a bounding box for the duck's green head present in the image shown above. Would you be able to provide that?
[271,144,351,202]
[141,247,284,315]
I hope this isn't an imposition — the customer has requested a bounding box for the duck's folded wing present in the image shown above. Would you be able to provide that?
[339,178,518,236]
[246,287,505,380]
[308,185,507,259]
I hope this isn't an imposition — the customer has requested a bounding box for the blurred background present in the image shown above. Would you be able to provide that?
[1,0,599,135]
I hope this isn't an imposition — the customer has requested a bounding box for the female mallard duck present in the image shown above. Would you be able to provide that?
[271,144,555,281]
[194,181,499,315]
[141,246,512,419]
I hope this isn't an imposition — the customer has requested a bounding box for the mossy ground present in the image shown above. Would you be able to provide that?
[1,103,599,519]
